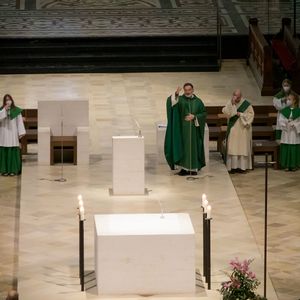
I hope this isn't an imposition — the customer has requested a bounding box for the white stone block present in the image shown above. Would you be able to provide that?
[94,213,195,295]
[38,127,51,165]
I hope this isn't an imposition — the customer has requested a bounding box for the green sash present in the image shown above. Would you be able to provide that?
[280,107,300,120]
[8,106,23,120]
[226,100,251,139]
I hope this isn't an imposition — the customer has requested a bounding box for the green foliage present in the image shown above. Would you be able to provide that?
[219,258,267,300]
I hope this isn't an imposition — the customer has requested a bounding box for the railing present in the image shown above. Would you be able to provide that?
[248,18,273,96]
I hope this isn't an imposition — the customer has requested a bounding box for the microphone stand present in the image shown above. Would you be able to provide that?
[55,104,67,182]
[187,99,197,181]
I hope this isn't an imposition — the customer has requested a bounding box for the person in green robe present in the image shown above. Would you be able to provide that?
[278,92,300,171]
[273,79,296,140]
[164,83,206,176]
[0,94,26,176]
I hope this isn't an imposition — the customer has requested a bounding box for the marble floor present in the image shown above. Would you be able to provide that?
[0,60,299,300]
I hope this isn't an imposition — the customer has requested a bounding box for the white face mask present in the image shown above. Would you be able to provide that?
[6,100,12,106]
[283,86,291,93]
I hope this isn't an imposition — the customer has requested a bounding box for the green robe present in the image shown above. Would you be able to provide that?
[164,94,206,170]
[0,106,23,174]
[273,89,290,140]
[279,107,300,169]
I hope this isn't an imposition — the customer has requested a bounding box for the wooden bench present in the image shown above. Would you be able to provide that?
[208,127,222,151]
[220,125,275,140]
[50,136,77,165]
[252,140,280,169]
[21,129,37,154]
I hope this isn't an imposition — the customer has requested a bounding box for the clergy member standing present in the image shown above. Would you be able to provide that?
[0,94,26,176]
[164,83,206,176]
[222,89,254,173]
[273,79,294,141]
[278,92,300,171]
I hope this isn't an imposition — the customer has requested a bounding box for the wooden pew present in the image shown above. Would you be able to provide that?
[248,18,273,96]
[21,109,38,154]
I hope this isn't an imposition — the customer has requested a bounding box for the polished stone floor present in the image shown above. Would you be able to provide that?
[231,168,300,300]
[0,0,298,36]
[0,60,299,300]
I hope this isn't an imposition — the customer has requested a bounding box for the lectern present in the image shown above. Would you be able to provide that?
[112,135,145,195]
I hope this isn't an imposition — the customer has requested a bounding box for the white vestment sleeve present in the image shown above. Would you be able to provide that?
[240,105,254,127]
[0,108,7,121]
[16,114,26,137]
[291,117,300,134]
[222,101,237,118]
[273,97,287,111]
[278,113,288,131]
[171,94,179,107]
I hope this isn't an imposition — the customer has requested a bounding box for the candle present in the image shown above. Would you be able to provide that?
[203,199,208,213]
[79,206,85,221]
[78,194,84,209]
[207,205,212,219]
[201,193,207,207]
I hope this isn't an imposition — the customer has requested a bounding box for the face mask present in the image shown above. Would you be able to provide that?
[6,100,12,106]
[283,86,290,93]
[286,100,292,106]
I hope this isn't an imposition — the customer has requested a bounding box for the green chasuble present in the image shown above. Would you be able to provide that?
[164,94,206,170]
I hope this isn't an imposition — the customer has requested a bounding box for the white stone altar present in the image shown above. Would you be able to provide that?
[38,100,89,165]
[155,122,210,165]
[94,213,195,295]
[112,135,145,195]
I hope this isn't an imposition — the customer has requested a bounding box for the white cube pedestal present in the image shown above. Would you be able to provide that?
[94,213,195,295]
[112,136,145,195]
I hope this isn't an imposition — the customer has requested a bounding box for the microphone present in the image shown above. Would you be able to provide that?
[133,119,142,137]
[7,108,10,117]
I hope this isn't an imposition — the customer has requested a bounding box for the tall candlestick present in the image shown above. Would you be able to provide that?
[207,205,212,219]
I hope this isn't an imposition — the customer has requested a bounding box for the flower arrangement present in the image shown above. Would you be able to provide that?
[219,258,267,300]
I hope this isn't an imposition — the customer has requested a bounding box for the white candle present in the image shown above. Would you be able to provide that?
[79,206,85,221]
[78,194,84,209]
[207,205,212,219]
[203,199,208,213]
[201,193,207,207]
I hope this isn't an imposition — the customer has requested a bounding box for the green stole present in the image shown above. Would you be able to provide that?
[5,106,23,120]
[280,107,300,120]
[226,100,251,139]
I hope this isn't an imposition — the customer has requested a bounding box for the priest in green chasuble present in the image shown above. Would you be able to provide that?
[164,83,206,176]
[222,89,254,173]
[279,92,300,171]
